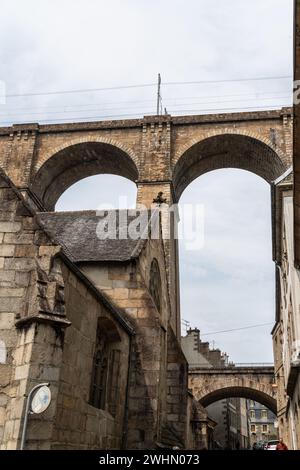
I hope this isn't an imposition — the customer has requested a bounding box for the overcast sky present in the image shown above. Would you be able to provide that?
[0,0,294,362]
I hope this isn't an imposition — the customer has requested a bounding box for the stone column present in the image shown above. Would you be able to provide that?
[136,117,181,338]
[3,125,39,190]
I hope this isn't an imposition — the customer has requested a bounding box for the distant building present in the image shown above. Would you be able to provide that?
[181,328,229,368]
[181,328,250,449]
[238,398,250,448]
[248,400,278,446]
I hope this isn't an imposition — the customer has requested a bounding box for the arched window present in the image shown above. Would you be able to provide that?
[89,318,121,415]
[90,348,108,410]
[149,258,162,313]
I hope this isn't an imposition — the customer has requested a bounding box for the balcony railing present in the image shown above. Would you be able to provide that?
[188,362,274,369]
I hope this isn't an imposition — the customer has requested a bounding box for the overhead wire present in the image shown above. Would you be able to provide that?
[181,321,274,338]
[0,75,292,124]
[0,93,291,118]
[0,103,290,125]
[0,89,291,114]
[4,75,292,99]
[198,322,274,336]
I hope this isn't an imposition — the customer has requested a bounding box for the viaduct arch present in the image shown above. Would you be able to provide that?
[173,132,286,200]
[0,108,292,335]
[0,108,292,330]
[31,139,139,210]
[0,108,292,210]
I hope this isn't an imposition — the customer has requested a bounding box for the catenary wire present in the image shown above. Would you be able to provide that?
[4,75,292,98]
[0,94,291,118]
[0,90,291,113]
[187,322,274,336]
[0,104,289,125]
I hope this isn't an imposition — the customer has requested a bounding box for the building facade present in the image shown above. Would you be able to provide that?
[272,175,300,449]
[248,400,278,447]
[0,174,206,449]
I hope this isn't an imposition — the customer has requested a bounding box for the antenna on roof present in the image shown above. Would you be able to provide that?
[156,73,162,115]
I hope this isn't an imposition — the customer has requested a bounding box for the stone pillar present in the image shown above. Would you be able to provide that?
[136,117,181,338]
[281,111,293,167]
[3,125,39,190]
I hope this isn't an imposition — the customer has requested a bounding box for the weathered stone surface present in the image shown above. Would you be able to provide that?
[0,245,14,257]
[0,108,294,450]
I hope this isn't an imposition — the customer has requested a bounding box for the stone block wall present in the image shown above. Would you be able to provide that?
[78,229,191,448]
[0,174,39,448]
[80,258,166,448]
[272,323,288,444]
[3,322,64,450]
[0,173,132,449]
[51,263,130,450]
[166,326,189,447]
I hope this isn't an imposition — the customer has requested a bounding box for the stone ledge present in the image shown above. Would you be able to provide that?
[0,108,291,136]
[15,313,71,329]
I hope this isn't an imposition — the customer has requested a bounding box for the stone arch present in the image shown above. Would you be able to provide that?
[31,138,139,210]
[192,377,277,414]
[173,131,287,199]
[198,385,277,414]
[96,316,122,343]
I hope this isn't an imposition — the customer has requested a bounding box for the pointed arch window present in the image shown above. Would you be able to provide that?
[149,258,162,313]
[89,317,121,415]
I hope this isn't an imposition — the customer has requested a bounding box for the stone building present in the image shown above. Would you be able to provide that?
[238,398,250,449]
[272,169,300,449]
[0,170,207,449]
[269,0,300,450]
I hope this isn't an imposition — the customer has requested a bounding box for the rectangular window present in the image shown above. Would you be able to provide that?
[261,410,268,420]
[250,410,255,419]
[262,424,268,433]
[251,425,256,433]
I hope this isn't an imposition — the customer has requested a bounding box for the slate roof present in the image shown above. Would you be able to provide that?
[37,210,149,263]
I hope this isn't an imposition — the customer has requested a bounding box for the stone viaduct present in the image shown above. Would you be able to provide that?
[0,107,293,335]
[0,108,292,210]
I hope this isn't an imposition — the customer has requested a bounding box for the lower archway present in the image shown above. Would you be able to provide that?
[199,386,277,415]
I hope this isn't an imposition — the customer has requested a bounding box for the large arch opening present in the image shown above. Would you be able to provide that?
[31,141,139,210]
[173,133,286,199]
[177,134,283,449]
[55,174,137,211]
[179,168,275,363]
[201,390,278,450]
[199,386,277,414]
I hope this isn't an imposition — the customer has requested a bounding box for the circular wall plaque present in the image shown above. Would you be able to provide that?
[31,385,51,414]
